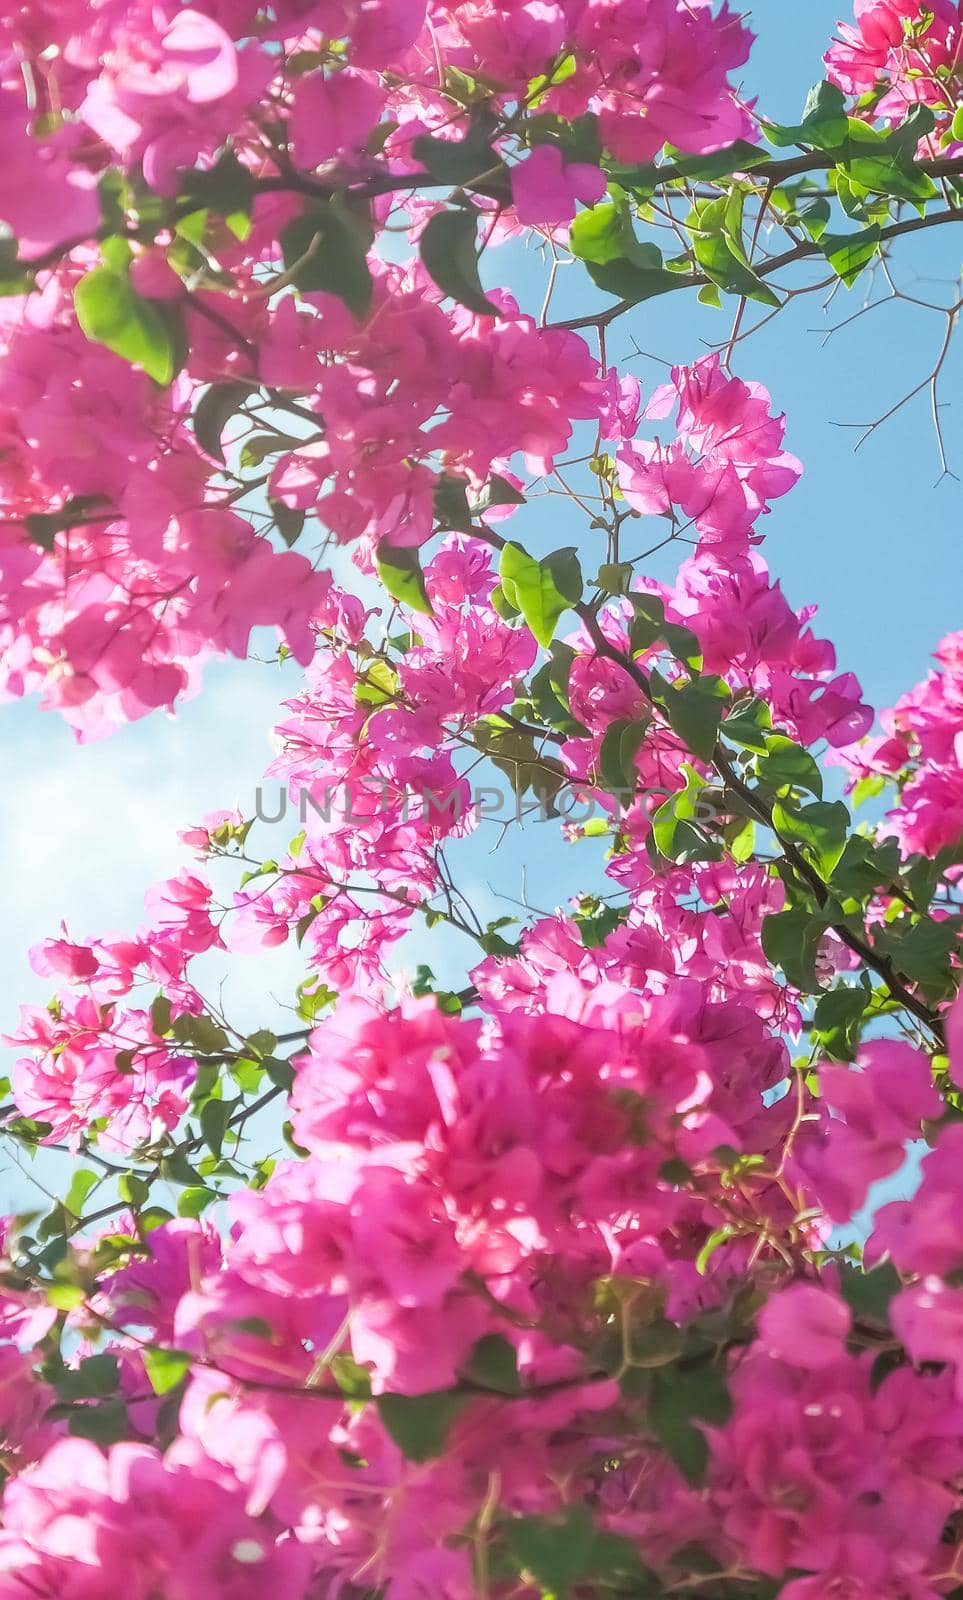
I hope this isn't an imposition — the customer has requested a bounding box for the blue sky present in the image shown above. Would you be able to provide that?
[0,0,955,1220]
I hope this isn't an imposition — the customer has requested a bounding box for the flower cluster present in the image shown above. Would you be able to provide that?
[826,0,963,140]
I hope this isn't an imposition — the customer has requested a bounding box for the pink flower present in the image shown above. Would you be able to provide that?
[510,145,606,227]
[757,1283,851,1371]
[289,69,384,168]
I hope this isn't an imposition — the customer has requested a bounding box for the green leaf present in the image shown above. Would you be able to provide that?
[687,196,780,307]
[330,1352,373,1400]
[720,698,773,752]
[433,474,473,532]
[377,1389,462,1461]
[118,1173,151,1210]
[47,1282,85,1311]
[473,716,565,802]
[585,256,685,302]
[375,541,433,616]
[837,1260,900,1324]
[886,104,936,154]
[181,150,255,220]
[648,1363,732,1485]
[505,1507,596,1594]
[595,561,633,595]
[829,835,902,900]
[143,1347,191,1396]
[656,674,731,761]
[661,140,770,182]
[280,204,373,316]
[75,267,179,384]
[766,81,849,151]
[761,907,827,992]
[200,1098,231,1158]
[599,718,645,795]
[569,202,659,266]
[67,1399,130,1444]
[193,382,249,464]
[651,765,722,865]
[499,541,579,647]
[821,224,882,287]
[812,983,870,1060]
[484,472,527,509]
[420,208,499,316]
[269,496,305,547]
[177,1186,218,1219]
[845,153,937,204]
[771,799,851,876]
[755,735,823,799]
[875,916,961,998]
[62,1353,120,1400]
[63,1168,98,1219]
[411,128,507,193]
[150,995,173,1037]
[461,1333,521,1395]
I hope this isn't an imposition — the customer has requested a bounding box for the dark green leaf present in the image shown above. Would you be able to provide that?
[811,983,870,1060]
[838,1260,900,1324]
[766,81,848,151]
[377,1389,462,1461]
[661,141,770,181]
[830,835,902,900]
[688,196,780,307]
[755,735,823,799]
[761,907,827,992]
[433,474,473,532]
[585,256,687,302]
[461,1333,521,1395]
[181,151,255,219]
[280,204,373,316]
[648,1363,732,1485]
[67,1399,130,1444]
[875,916,961,998]
[657,674,731,761]
[200,1098,231,1158]
[420,208,499,316]
[411,128,507,194]
[720,698,773,752]
[504,1507,596,1593]
[599,718,645,795]
[845,154,937,204]
[771,799,851,876]
[193,382,249,464]
[269,496,306,547]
